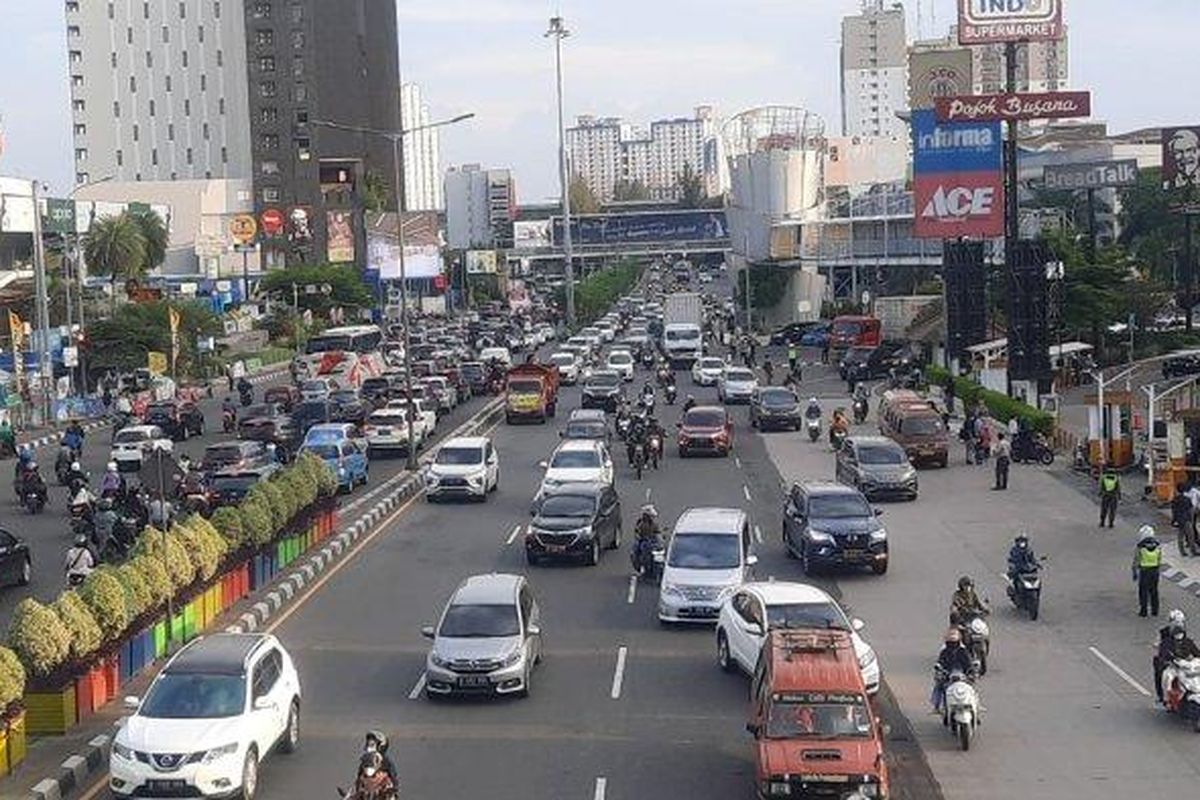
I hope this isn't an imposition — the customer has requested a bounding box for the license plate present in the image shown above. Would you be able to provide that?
[458,675,490,687]
[843,549,867,562]
[378,428,392,435]
[682,607,716,617]
[147,780,188,791]
[545,544,566,553]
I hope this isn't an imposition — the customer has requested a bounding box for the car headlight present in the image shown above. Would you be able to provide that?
[543,478,562,488]
[201,742,239,763]
[112,741,134,761]
[869,528,887,543]
[764,779,792,796]
[858,782,880,798]
[809,529,835,544]
[501,648,523,668]
[661,583,684,598]
[858,646,878,670]
[430,651,452,668]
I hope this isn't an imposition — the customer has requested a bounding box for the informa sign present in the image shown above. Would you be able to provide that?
[957,0,1063,44]
[229,214,258,246]
[1043,160,1140,191]
[912,109,1004,239]
[1163,127,1200,192]
[908,48,974,111]
[326,210,355,263]
[465,250,498,275]
[935,92,1092,123]
[513,220,552,251]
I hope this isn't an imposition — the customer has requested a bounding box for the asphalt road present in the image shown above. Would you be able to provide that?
[0,373,496,624]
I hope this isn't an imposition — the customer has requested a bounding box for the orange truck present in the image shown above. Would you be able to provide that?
[748,629,889,799]
[505,363,559,424]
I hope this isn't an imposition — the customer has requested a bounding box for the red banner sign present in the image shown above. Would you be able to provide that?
[433,274,447,292]
[936,91,1091,123]
[260,208,285,237]
[914,173,1005,239]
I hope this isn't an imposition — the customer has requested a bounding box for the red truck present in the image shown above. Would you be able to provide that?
[829,315,882,354]
[505,363,559,424]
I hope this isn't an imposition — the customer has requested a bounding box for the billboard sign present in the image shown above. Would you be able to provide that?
[936,91,1092,123]
[957,0,1063,44]
[366,233,441,279]
[1163,126,1200,192]
[465,250,498,275]
[42,198,77,235]
[229,214,258,245]
[908,48,974,110]
[260,208,285,237]
[912,109,1004,239]
[1043,160,1140,191]
[326,210,355,263]
[551,210,729,247]
[513,220,552,251]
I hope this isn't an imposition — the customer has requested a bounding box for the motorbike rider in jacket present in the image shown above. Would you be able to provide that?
[632,504,665,570]
[363,730,398,789]
[1156,609,1200,703]
[62,420,85,457]
[931,628,974,713]
[19,462,48,506]
[949,576,989,627]
[805,397,822,422]
[1007,534,1039,586]
[100,462,126,499]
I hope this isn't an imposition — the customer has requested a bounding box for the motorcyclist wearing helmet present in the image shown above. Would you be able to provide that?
[100,461,126,499]
[1006,534,1039,586]
[362,730,398,789]
[64,533,96,587]
[949,576,988,627]
[62,420,85,456]
[683,394,697,413]
[931,628,974,713]
[634,504,663,543]
[222,396,238,420]
[19,461,48,505]
[805,397,822,421]
[1156,609,1200,703]
[93,497,120,553]
[65,461,89,494]
[344,750,396,800]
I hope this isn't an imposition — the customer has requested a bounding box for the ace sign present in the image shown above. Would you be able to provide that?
[912,109,1005,239]
[958,0,1063,44]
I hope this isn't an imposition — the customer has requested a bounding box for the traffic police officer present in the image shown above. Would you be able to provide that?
[1099,468,1120,528]
[1133,524,1164,618]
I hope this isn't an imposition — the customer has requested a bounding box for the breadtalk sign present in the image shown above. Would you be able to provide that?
[958,0,1064,45]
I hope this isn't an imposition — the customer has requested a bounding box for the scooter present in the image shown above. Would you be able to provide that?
[806,417,821,443]
[222,409,236,433]
[648,432,663,470]
[54,447,73,485]
[615,415,632,441]
[631,536,666,580]
[853,397,868,425]
[959,613,991,675]
[939,667,982,751]
[665,383,677,405]
[1005,560,1044,621]
[1162,657,1200,731]
[631,441,647,480]
[831,427,847,452]
[21,484,47,515]
[640,392,656,416]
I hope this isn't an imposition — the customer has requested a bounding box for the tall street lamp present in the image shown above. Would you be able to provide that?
[546,16,576,328]
[311,113,474,470]
[67,174,114,395]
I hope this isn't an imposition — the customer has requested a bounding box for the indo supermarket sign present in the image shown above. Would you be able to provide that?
[936,91,1092,123]
[958,0,1064,44]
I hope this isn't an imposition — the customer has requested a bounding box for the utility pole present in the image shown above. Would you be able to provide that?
[31,181,53,425]
[547,16,576,328]
[1003,41,1020,398]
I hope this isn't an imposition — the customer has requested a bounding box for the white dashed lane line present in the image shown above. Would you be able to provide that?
[626,575,637,604]
[754,524,763,544]
[610,646,628,700]
[734,456,742,469]
[743,484,752,502]
[594,777,608,800]
[1089,646,1151,697]
[505,524,522,546]
[407,672,427,701]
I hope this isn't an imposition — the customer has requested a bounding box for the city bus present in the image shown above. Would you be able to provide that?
[295,324,386,388]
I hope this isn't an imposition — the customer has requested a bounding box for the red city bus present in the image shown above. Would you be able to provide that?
[829,316,882,351]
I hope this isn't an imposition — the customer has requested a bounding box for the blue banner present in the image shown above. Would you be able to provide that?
[912,109,1003,176]
[551,211,729,247]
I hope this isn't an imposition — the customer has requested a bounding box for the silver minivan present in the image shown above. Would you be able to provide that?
[421,574,543,698]
[658,507,756,624]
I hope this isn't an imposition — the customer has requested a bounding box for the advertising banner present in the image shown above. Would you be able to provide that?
[326,210,355,263]
[1163,127,1200,192]
[513,220,552,251]
[909,48,974,110]
[289,207,313,242]
[465,250,498,275]
[912,109,1004,239]
[1043,160,1140,191]
[957,0,1063,44]
[551,211,728,247]
[936,91,1092,123]
[366,232,442,279]
[260,208,285,237]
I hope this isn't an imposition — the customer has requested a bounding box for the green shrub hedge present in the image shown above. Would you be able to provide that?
[8,600,71,677]
[0,646,26,707]
[926,365,1055,435]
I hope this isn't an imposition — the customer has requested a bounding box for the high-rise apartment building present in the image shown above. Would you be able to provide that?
[445,165,515,251]
[64,0,401,268]
[566,106,721,203]
[840,0,908,140]
[400,83,443,211]
[950,25,1069,94]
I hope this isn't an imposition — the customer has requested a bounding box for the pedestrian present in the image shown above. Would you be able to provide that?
[993,432,1011,490]
[960,412,976,465]
[748,336,758,363]
[821,338,831,365]
[1186,482,1200,555]
[943,375,956,417]
[976,417,992,464]
[1007,416,1020,440]
[1172,484,1194,556]
[1133,524,1163,617]
[788,343,799,376]
[1098,468,1121,528]
[225,364,235,392]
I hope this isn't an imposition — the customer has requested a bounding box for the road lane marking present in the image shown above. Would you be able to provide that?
[594,777,608,800]
[754,524,763,544]
[735,456,742,469]
[627,575,637,604]
[1089,646,1152,697]
[644,486,652,502]
[505,524,521,546]
[610,646,628,699]
[743,484,752,502]
[408,673,427,700]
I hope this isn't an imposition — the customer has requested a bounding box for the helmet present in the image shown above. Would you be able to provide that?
[359,751,383,778]
[1169,609,1187,629]
[957,576,973,591]
[810,397,818,404]
[1014,534,1029,549]
[27,461,37,471]
[364,729,389,754]
[1139,524,1156,542]
[945,628,961,644]
[73,533,89,547]
[71,461,81,471]
[640,504,658,519]
[107,462,118,473]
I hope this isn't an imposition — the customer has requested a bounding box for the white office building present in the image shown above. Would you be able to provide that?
[444,165,514,250]
[400,83,443,211]
[566,106,722,203]
[64,0,253,185]
[949,25,1070,94]
[840,0,908,140]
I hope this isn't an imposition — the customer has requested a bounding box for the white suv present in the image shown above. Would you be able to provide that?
[425,437,501,502]
[110,425,174,472]
[110,634,301,800]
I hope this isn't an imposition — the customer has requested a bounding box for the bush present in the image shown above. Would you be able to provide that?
[297,451,338,497]
[53,591,103,661]
[133,528,196,591]
[116,562,152,618]
[7,599,72,677]
[248,482,289,532]
[268,473,302,521]
[0,646,27,708]
[174,520,221,583]
[80,569,132,641]
[130,555,172,609]
[240,498,274,547]
[926,365,1056,435]
[187,515,229,561]
[210,506,245,548]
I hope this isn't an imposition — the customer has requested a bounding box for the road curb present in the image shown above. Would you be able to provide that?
[21,395,504,800]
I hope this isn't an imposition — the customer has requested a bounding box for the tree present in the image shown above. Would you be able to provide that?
[258,263,374,317]
[127,208,168,274]
[362,171,391,213]
[677,163,706,208]
[87,300,222,377]
[1119,167,1187,285]
[1042,227,1135,346]
[568,176,601,214]
[83,214,146,305]
[612,180,651,202]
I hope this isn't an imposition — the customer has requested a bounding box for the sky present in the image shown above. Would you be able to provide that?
[0,0,1192,202]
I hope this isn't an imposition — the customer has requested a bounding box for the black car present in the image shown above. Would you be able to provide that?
[459,362,489,395]
[330,389,369,424]
[145,400,205,441]
[209,464,281,507]
[237,404,299,452]
[201,440,271,476]
[560,410,610,443]
[0,528,31,588]
[1163,354,1200,379]
[835,436,919,501]
[839,341,916,380]
[359,377,394,407]
[292,400,335,435]
[749,387,803,432]
[769,322,817,346]
[524,482,622,566]
[782,482,888,575]
[581,370,623,411]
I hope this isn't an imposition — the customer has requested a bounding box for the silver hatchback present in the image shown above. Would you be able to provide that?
[421,574,543,698]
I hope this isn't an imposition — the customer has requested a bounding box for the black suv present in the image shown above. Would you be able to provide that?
[782,482,888,575]
[581,370,623,411]
[145,400,205,441]
[749,387,803,432]
[525,481,622,566]
[839,341,917,380]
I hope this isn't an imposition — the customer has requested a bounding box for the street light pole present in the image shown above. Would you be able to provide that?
[31,181,54,425]
[547,16,576,328]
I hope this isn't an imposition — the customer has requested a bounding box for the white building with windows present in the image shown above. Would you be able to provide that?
[840,0,908,140]
[400,83,443,211]
[566,106,722,202]
[64,0,253,185]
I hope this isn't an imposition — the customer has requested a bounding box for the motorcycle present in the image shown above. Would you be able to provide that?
[640,350,655,367]
[1013,433,1055,466]
[631,440,647,480]
[22,484,46,514]
[54,447,73,485]
[222,409,236,433]
[640,391,656,415]
[648,432,663,470]
[1005,560,1044,621]
[656,366,672,386]
[806,417,821,443]
[959,613,991,676]
[665,383,677,405]
[830,427,847,452]
[1162,657,1200,731]
[938,667,982,751]
[615,415,632,441]
[853,397,868,425]
[631,535,666,580]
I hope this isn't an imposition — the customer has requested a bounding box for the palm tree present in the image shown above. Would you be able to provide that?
[127,208,168,274]
[83,214,146,311]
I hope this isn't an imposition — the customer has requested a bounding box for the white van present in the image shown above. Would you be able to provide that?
[658,507,755,624]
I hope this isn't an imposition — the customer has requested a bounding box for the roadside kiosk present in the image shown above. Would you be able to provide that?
[1085,389,1134,469]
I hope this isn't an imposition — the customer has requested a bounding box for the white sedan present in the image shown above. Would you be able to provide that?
[691,357,727,386]
[715,581,880,694]
[605,350,635,382]
[549,352,580,385]
[110,425,174,471]
[717,367,758,404]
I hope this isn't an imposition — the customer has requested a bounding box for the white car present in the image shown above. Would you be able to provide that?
[691,357,727,386]
[364,408,419,454]
[658,508,756,624]
[605,350,635,382]
[579,327,604,350]
[109,425,173,471]
[549,352,580,385]
[425,436,500,501]
[385,398,437,441]
[595,321,617,342]
[536,439,614,502]
[537,323,557,343]
[110,634,301,800]
[717,367,758,404]
[300,378,336,402]
[478,347,512,369]
[715,581,880,694]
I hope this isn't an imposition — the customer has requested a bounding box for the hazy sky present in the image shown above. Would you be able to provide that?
[0,0,1190,201]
